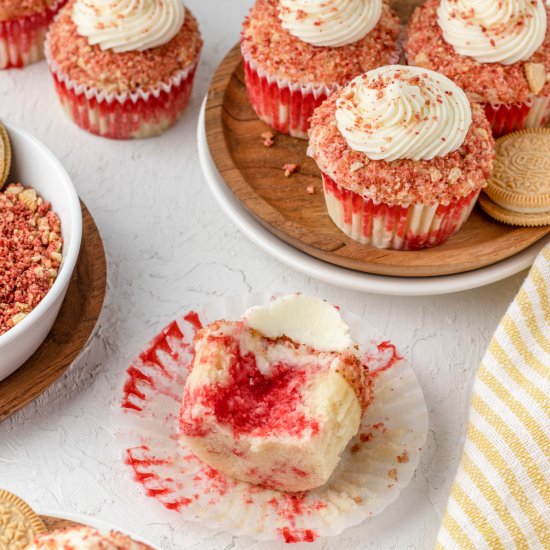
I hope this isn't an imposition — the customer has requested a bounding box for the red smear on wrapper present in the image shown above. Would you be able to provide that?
[369,341,403,378]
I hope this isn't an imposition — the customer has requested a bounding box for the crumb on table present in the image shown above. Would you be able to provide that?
[306,185,315,194]
[283,163,299,177]
[261,131,275,147]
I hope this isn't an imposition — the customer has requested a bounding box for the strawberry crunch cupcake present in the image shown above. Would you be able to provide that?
[45,0,202,139]
[241,0,401,138]
[180,294,373,493]
[0,0,65,69]
[406,0,550,138]
[308,65,495,250]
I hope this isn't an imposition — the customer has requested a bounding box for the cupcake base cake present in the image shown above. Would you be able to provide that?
[241,0,401,139]
[0,0,65,69]
[45,1,202,139]
[180,295,372,493]
[322,174,480,250]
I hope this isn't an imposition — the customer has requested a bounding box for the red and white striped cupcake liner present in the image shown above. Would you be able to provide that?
[242,51,336,139]
[45,35,199,139]
[483,95,550,138]
[322,173,480,251]
[0,0,65,69]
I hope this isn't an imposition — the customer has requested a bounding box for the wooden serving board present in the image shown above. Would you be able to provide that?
[0,203,107,421]
[40,515,83,532]
[205,18,550,277]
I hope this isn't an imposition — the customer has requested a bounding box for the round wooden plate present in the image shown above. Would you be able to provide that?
[40,515,83,531]
[205,44,550,277]
[0,203,107,421]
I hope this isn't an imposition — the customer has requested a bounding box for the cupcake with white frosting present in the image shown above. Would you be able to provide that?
[0,0,66,69]
[241,0,401,139]
[406,0,550,138]
[308,65,494,250]
[45,0,202,139]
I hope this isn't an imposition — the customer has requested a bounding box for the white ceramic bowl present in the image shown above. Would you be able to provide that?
[0,120,82,381]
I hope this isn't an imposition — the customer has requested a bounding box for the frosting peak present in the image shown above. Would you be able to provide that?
[72,0,185,53]
[437,0,547,65]
[335,65,472,162]
[278,0,382,47]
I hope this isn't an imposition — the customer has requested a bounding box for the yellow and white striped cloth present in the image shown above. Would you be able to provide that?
[436,244,550,550]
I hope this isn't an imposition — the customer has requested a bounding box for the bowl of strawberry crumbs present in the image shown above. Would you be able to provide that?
[0,120,81,381]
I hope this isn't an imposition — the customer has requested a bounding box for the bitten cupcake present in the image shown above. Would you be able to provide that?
[45,0,202,139]
[0,0,66,69]
[241,0,401,139]
[180,294,373,493]
[406,0,550,138]
[308,65,495,250]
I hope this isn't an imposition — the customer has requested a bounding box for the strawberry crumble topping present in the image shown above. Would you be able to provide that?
[47,2,202,94]
[309,91,494,206]
[0,183,62,336]
[0,0,60,21]
[261,130,275,147]
[405,0,550,104]
[282,162,298,177]
[241,0,401,86]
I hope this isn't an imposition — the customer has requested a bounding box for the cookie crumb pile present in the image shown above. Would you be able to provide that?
[0,183,63,336]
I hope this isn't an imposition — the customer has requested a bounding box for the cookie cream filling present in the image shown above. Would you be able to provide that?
[244,294,356,355]
[72,0,185,53]
[278,0,382,47]
[335,65,472,162]
[437,0,547,65]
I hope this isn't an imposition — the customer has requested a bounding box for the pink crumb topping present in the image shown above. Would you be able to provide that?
[47,2,202,94]
[241,0,401,86]
[405,0,550,104]
[308,90,494,206]
[0,0,59,21]
[0,184,63,336]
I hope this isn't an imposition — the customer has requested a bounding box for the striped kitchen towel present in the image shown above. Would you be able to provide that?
[436,244,550,550]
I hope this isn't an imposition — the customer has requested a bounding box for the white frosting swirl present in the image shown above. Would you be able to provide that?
[335,65,472,162]
[278,0,382,47]
[72,0,185,53]
[437,0,547,65]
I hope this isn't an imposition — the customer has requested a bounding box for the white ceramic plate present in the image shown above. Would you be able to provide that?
[36,510,161,549]
[197,98,550,296]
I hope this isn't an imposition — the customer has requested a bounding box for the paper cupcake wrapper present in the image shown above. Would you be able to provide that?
[323,173,480,250]
[0,0,65,69]
[117,293,428,543]
[241,45,401,139]
[484,95,550,138]
[45,35,198,139]
[241,50,336,139]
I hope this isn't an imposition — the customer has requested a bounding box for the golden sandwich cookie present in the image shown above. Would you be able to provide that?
[0,122,11,188]
[480,129,550,227]
[0,489,46,549]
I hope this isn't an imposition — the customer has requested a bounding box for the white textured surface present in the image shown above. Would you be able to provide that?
[0,1,533,548]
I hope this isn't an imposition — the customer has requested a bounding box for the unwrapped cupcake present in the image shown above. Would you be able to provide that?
[406,0,550,138]
[241,0,401,138]
[45,0,202,139]
[0,0,66,69]
[308,65,495,250]
[180,294,373,492]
